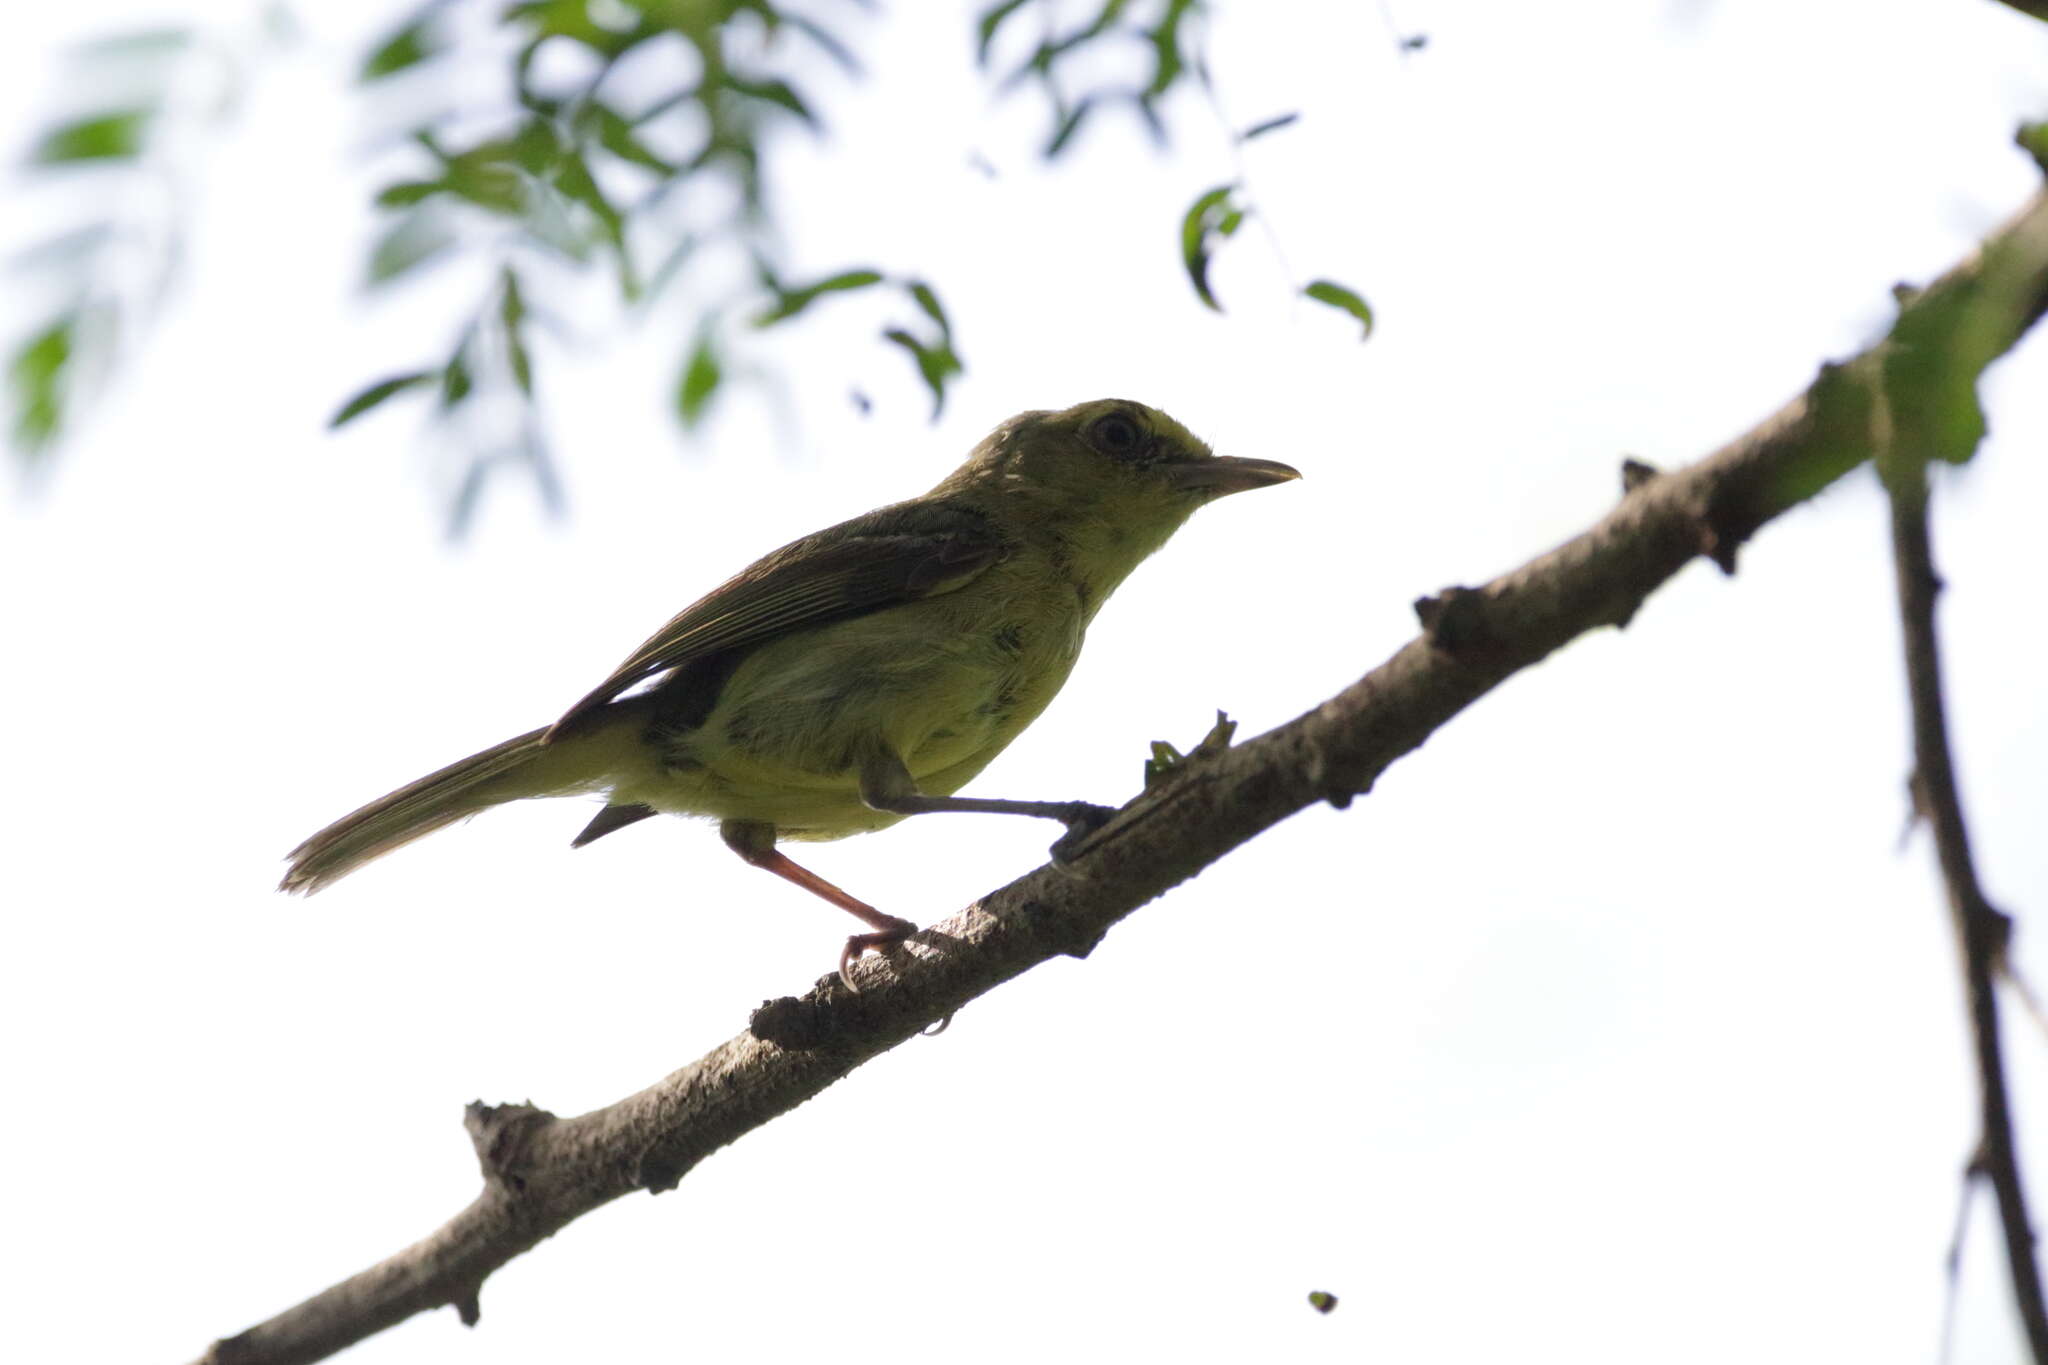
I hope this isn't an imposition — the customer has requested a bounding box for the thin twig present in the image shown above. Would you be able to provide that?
[1882,452,2048,1361]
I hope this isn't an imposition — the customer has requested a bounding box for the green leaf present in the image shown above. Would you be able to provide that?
[908,281,951,336]
[976,0,1032,65]
[375,180,442,209]
[32,110,152,164]
[589,104,678,175]
[444,159,528,216]
[2019,121,2048,172]
[1179,183,1245,312]
[1308,1292,1339,1315]
[882,327,963,419]
[366,210,456,285]
[441,349,473,407]
[9,315,75,454]
[1045,97,1094,158]
[1303,280,1374,340]
[723,76,817,129]
[678,333,721,428]
[361,17,443,81]
[751,268,885,327]
[328,371,434,428]
[501,268,533,395]
[1240,112,1299,142]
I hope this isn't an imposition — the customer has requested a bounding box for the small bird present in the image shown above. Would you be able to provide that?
[282,398,1298,981]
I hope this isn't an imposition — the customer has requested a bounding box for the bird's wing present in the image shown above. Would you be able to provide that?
[545,503,1005,741]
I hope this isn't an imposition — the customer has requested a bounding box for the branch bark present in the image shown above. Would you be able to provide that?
[197,181,2048,1365]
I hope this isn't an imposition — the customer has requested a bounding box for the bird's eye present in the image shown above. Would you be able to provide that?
[1090,414,1143,455]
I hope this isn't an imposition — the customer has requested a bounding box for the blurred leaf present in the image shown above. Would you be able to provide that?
[1240,111,1299,141]
[441,348,473,407]
[367,209,456,284]
[2020,121,2048,171]
[723,76,817,128]
[501,268,533,395]
[588,103,677,175]
[976,0,1032,65]
[32,109,152,164]
[361,16,444,81]
[375,180,442,208]
[1045,97,1094,158]
[329,371,434,428]
[1142,0,1194,98]
[752,268,885,327]
[9,315,75,454]
[444,156,528,216]
[73,27,192,59]
[1307,1291,1338,1315]
[882,327,963,419]
[782,13,861,75]
[1179,182,1245,312]
[909,281,951,335]
[1303,279,1374,339]
[678,332,721,428]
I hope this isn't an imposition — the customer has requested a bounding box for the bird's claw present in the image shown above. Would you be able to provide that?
[838,917,917,992]
[1050,802,1117,865]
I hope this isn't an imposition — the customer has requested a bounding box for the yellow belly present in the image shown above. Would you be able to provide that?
[604,579,1084,839]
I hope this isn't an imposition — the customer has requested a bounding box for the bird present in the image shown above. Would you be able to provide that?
[281,398,1299,983]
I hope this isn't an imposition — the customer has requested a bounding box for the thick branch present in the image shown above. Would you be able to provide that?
[198,183,2048,1365]
[1884,458,2048,1358]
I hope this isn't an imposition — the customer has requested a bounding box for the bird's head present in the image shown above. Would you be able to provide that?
[939,399,1299,596]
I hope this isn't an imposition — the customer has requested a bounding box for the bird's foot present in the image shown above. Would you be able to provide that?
[1049,802,1118,865]
[838,915,918,992]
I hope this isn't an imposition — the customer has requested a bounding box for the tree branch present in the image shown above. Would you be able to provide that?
[197,181,2048,1365]
[1882,449,2048,1357]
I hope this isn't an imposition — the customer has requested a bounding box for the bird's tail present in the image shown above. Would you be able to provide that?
[280,724,610,895]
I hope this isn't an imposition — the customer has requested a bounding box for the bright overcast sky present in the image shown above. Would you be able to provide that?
[5,2,2048,1363]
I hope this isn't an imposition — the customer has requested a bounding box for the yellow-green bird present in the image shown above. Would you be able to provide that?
[282,398,1298,981]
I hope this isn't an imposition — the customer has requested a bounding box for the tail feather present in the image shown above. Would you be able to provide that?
[281,726,555,895]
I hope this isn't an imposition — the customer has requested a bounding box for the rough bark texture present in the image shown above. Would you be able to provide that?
[198,182,2048,1365]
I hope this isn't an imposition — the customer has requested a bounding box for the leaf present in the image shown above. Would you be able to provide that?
[366,210,456,285]
[751,268,885,327]
[677,333,721,428]
[1303,280,1374,340]
[328,371,434,428]
[501,268,533,395]
[32,110,152,164]
[2020,121,2048,173]
[361,17,443,81]
[723,76,817,129]
[72,28,192,60]
[908,281,951,336]
[374,180,442,209]
[1240,112,1299,142]
[976,0,1032,65]
[589,103,677,175]
[1045,97,1094,158]
[1179,183,1245,312]
[782,13,861,75]
[882,328,963,419]
[1307,1292,1339,1315]
[440,348,473,407]
[9,315,75,453]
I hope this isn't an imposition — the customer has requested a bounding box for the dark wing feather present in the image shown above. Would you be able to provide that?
[544,501,1005,742]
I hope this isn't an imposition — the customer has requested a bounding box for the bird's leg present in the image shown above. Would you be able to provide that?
[720,819,915,989]
[858,751,1116,862]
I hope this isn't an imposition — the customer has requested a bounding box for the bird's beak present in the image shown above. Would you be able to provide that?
[1165,455,1303,496]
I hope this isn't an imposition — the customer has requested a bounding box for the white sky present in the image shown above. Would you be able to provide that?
[5,2,2048,1362]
